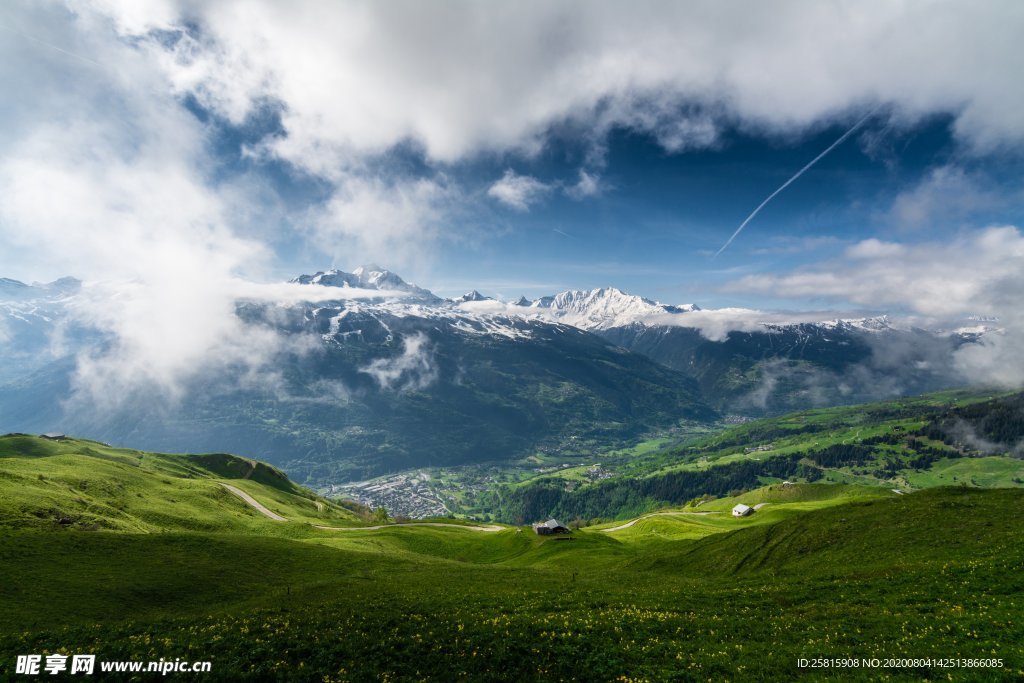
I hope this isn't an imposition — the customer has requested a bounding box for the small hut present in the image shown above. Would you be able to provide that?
[40,432,66,441]
[732,503,753,518]
[533,518,570,535]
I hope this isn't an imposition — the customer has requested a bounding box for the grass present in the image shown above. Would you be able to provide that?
[2,487,1021,680]
[2,432,1023,680]
[488,390,1024,523]
[904,457,1024,488]
[0,434,360,535]
[589,484,896,543]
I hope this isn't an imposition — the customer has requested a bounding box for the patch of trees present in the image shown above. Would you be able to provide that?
[805,443,875,468]
[489,454,821,523]
[916,393,1024,456]
[862,433,904,446]
[706,423,826,451]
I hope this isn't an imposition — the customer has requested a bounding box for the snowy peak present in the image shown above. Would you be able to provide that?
[291,267,441,303]
[453,290,492,303]
[817,316,893,333]
[0,278,30,299]
[0,277,81,302]
[520,287,695,331]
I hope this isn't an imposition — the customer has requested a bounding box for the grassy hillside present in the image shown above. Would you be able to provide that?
[0,434,359,533]
[485,390,1024,523]
[1,487,1021,680]
[1,434,1022,680]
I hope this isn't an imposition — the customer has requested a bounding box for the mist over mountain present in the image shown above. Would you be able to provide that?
[0,266,1006,485]
[0,269,714,484]
[458,279,993,413]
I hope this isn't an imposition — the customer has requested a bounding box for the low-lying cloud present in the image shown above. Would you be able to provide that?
[360,333,438,392]
[726,227,1024,389]
[1,0,1022,416]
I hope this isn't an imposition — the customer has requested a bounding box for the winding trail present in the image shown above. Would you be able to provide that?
[601,511,719,533]
[315,522,504,532]
[220,483,287,522]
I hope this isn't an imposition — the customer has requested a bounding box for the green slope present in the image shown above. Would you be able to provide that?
[486,390,1024,523]
[1,430,1022,681]
[0,434,359,533]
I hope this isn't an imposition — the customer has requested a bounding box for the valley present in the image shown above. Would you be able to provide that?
[1,271,1022,680]
[0,268,994,491]
[4,4,1021,679]
[322,389,1024,523]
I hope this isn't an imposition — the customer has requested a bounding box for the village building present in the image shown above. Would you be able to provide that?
[732,503,753,517]
[532,518,570,535]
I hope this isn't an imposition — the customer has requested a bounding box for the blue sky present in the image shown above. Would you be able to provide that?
[1,0,1022,319]
[219,103,1022,310]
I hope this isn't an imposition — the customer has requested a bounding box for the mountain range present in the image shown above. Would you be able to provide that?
[0,267,995,485]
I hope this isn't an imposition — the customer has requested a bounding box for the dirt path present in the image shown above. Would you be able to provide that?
[601,510,718,533]
[315,522,503,532]
[220,483,287,522]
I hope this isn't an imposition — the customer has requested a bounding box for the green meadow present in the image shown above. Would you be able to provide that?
[1,434,1023,680]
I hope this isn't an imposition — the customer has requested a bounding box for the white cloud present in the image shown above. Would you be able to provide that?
[487,170,551,211]
[888,165,1009,230]
[751,235,846,255]
[312,175,456,269]
[727,227,1023,317]
[725,226,1024,387]
[565,169,602,200]
[80,0,1024,170]
[359,332,438,392]
[0,2,296,405]
[56,0,1023,275]
[845,239,905,260]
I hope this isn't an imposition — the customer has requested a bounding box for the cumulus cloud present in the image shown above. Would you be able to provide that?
[0,21,271,404]
[82,0,1024,165]
[359,332,438,392]
[726,227,1024,387]
[312,176,457,268]
[565,169,603,200]
[50,0,1021,272]
[486,170,551,211]
[0,3,358,406]
[887,165,1010,230]
[727,227,1023,316]
[2,0,1023,409]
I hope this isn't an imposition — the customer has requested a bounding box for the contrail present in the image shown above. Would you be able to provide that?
[714,108,878,258]
[0,22,104,69]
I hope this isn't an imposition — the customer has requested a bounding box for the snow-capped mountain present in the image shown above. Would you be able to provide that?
[514,287,699,331]
[285,269,936,343]
[0,268,712,483]
[0,277,83,383]
[291,266,442,304]
[453,290,492,303]
[0,266,1000,481]
[279,270,993,415]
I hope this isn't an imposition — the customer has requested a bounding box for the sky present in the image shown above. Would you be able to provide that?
[1,0,1023,393]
